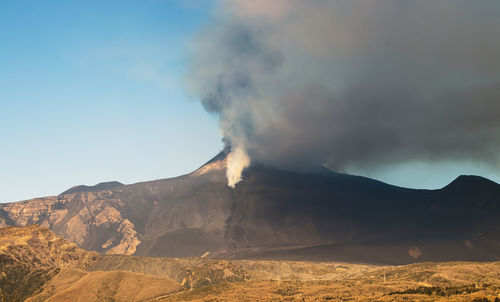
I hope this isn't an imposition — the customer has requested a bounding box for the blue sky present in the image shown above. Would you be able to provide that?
[0,0,222,202]
[0,0,498,202]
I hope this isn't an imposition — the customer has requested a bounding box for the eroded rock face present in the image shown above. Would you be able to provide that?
[0,192,141,255]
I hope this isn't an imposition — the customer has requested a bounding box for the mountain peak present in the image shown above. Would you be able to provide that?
[443,174,499,191]
[192,148,229,176]
[59,181,124,196]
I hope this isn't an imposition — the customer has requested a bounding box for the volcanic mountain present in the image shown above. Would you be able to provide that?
[0,149,499,264]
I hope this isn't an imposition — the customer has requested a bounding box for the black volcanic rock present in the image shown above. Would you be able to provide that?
[59,181,124,195]
[1,151,499,264]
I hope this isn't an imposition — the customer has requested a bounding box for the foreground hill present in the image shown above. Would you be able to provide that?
[0,226,98,301]
[1,226,499,301]
[0,226,182,301]
[0,150,499,263]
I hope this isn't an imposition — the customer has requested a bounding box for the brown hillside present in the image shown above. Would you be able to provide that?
[1,225,499,301]
[27,269,181,302]
[0,225,98,302]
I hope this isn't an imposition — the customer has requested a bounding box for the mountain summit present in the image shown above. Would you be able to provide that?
[0,151,499,264]
[59,181,124,195]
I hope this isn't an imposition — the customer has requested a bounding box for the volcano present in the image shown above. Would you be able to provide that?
[1,150,499,264]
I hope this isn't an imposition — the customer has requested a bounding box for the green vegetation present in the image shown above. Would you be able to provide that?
[390,284,485,296]
[182,260,249,290]
[472,298,500,302]
[274,282,302,296]
[173,282,231,301]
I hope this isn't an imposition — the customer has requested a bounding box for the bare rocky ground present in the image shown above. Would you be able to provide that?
[1,225,499,301]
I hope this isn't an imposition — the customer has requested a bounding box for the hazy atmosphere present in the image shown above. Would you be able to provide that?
[1,0,500,202]
[1,2,500,301]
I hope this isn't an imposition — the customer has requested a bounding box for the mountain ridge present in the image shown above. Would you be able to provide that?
[59,181,124,196]
[0,151,499,264]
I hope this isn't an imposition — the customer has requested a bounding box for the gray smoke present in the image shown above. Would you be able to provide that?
[187,0,500,182]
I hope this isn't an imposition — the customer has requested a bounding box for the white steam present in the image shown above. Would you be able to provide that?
[226,147,250,188]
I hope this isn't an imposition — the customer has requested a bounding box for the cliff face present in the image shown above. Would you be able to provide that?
[1,151,499,263]
[0,192,140,255]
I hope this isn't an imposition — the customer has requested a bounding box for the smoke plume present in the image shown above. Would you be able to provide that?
[187,0,500,186]
[226,146,250,188]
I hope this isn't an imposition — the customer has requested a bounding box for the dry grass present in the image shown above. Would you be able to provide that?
[158,280,499,302]
[27,269,182,302]
[157,261,500,302]
[2,226,499,301]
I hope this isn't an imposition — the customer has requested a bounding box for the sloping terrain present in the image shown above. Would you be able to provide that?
[0,225,98,301]
[27,269,182,302]
[59,181,124,195]
[157,268,500,302]
[1,226,499,301]
[0,226,182,302]
[0,150,499,263]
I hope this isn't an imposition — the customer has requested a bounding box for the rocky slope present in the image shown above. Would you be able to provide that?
[1,150,499,263]
[0,191,140,255]
[2,226,499,301]
[0,225,98,301]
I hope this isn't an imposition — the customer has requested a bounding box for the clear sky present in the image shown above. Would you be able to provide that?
[0,0,223,202]
[1,0,499,203]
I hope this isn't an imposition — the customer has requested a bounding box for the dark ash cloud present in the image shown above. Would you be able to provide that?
[187,0,500,177]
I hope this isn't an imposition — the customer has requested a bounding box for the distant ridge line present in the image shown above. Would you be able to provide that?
[59,181,124,196]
